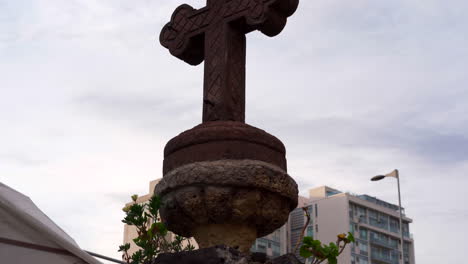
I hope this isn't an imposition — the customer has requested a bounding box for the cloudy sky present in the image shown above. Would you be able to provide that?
[1,0,467,263]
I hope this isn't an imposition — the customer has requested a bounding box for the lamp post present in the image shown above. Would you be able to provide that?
[371,169,405,264]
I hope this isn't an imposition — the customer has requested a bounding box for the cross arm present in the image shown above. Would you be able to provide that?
[160,4,209,65]
[242,0,299,37]
[160,0,299,65]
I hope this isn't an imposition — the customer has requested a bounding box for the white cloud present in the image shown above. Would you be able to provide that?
[1,0,467,263]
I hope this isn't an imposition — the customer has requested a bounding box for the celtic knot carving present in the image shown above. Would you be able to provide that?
[160,0,299,122]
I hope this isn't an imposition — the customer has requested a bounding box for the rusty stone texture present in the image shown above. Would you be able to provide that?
[160,0,299,122]
[163,121,286,174]
[155,160,298,251]
[151,245,303,264]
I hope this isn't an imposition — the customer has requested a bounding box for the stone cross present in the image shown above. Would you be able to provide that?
[160,0,299,122]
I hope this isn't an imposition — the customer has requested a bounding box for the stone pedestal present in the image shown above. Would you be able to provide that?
[155,122,298,252]
[151,246,303,264]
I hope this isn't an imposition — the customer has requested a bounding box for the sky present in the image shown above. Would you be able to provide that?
[1,0,467,263]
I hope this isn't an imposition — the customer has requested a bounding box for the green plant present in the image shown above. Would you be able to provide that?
[299,232,355,264]
[118,195,194,264]
[294,207,355,264]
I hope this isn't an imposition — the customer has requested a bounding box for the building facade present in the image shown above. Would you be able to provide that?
[252,186,416,264]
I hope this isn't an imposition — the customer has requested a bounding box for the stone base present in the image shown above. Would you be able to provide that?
[155,159,298,252]
[156,121,298,252]
[151,246,303,264]
[193,224,257,253]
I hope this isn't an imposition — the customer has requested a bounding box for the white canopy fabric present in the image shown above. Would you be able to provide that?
[0,182,102,264]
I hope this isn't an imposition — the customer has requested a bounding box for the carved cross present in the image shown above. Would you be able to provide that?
[160,0,299,122]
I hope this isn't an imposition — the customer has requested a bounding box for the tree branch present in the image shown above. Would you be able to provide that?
[293,207,311,254]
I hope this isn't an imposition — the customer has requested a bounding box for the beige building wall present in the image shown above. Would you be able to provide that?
[312,193,352,264]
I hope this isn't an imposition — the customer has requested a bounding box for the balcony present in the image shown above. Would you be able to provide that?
[370,237,398,250]
[371,252,399,264]
[369,218,388,230]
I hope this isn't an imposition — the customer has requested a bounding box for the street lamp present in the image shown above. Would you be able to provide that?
[371,169,405,264]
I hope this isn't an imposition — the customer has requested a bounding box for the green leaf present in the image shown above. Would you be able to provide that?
[303,236,314,245]
[148,195,161,216]
[328,256,338,264]
[311,239,321,249]
[299,245,313,258]
[154,222,168,236]
[118,243,130,252]
[329,242,339,256]
[322,245,331,256]
[347,232,355,243]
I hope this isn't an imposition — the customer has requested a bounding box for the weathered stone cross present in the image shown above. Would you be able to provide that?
[160,0,298,122]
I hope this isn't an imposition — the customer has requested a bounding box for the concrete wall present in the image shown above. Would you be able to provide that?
[314,194,351,264]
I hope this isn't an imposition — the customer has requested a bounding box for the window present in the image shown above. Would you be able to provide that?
[371,246,392,261]
[307,226,313,237]
[403,222,410,237]
[272,230,281,242]
[357,206,367,223]
[403,242,410,255]
[326,190,340,196]
[354,256,369,264]
[307,206,313,217]
[315,224,318,233]
[358,206,367,216]
[315,204,318,217]
[272,243,281,257]
[360,228,368,240]
[359,242,368,254]
[379,214,389,230]
[390,217,399,233]
[257,240,267,253]
[389,238,398,249]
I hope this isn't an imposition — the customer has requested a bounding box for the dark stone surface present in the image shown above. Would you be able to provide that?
[152,246,248,264]
[155,160,298,236]
[151,246,303,264]
[154,160,298,251]
[250,252,267,263]
[163,121,287,175]
[160,0,299,122]
[265,254,303,264]
[157,160,297,202]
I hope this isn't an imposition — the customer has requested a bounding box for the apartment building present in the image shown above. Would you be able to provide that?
[284,186,415,264]
[251,186,415,264]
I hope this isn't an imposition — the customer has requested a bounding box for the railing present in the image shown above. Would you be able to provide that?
[369,218,388,230]
[370,237,398,250]
[371,252,399,264]
[86,251,127,264]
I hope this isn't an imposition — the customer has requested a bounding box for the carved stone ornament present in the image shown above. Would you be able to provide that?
[157,0,299,252]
